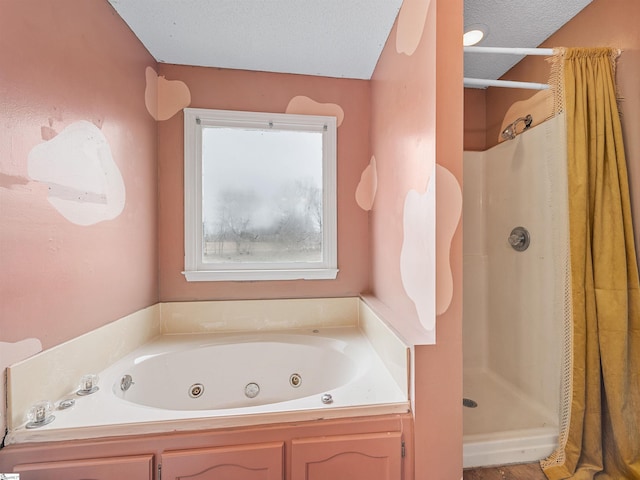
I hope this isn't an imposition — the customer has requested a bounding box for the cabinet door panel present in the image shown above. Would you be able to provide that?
[161,442,283,480]
[291,432,402,480]
[13,454,154,480]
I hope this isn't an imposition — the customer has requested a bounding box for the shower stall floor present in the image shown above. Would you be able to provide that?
[463,368,558,468]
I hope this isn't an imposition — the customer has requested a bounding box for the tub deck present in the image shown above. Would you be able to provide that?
[7,327,409,445]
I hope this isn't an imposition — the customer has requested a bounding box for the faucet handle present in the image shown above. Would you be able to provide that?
[77,373,100,395]
[26,400,55,428]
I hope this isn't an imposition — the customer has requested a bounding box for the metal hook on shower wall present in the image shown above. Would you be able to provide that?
[501,114,533,140]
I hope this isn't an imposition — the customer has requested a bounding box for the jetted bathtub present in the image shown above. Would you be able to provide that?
[7,327,409,444]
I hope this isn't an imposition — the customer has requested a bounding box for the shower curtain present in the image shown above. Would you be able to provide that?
[542,48,640,480]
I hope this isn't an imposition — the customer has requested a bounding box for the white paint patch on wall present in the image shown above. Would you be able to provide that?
[435,164,462,315]
[285,96,344,127]
[396,0,431,56]
[27,121,125,225]
[145,66,191,121]
[400,164,436,343]
[355,156,378,211]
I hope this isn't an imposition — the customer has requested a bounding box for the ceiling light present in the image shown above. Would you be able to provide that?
[463,29,485,46]
[463,24,488,47]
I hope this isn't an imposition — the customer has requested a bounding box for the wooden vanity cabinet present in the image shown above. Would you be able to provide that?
[0,414,413,480]
[291,432,403,480]
[161,442,284,480]
[159,433,403,480]
[13,454,154,479]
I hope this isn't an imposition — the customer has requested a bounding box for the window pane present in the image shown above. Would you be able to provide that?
[201,127,324,265]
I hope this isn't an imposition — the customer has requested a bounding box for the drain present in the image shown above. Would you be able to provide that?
[189,383,204,398]
[120,374,134,392]
[463,397,478,408]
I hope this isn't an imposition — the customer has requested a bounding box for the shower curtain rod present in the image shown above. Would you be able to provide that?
[463,46,556,89]
[464,46,555,56]
[463,77,550,90]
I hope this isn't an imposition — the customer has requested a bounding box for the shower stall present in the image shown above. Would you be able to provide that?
[462,113,570,468]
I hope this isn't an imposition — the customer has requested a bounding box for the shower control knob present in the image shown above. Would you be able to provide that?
[508,233,524,247]
[508,226,530,252]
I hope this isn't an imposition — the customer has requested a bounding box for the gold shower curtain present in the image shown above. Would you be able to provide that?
[542,48,640,480]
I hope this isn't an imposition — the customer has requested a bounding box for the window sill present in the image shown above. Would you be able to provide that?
[183,269,339,282]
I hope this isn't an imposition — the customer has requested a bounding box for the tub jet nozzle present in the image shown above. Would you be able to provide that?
[245,382,260,399]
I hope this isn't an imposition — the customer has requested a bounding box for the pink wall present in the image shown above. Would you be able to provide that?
[431,0,464,475]
[370,0,437,341]
[1,1,464,475]
[463,89,487,151]
[0,1,158,350]
[157,65,370,301]
[370,0,463,477]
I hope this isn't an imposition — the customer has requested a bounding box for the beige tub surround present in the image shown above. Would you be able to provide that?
[160,297,359,334]
[7,305,161,432]
[6,297,409,442]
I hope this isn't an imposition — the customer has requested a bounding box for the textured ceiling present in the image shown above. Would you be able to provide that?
[464,0,593,82]
[108,0,592,81]
[107,0,403,79]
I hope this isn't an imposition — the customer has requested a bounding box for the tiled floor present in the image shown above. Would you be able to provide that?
[463,463,548,480]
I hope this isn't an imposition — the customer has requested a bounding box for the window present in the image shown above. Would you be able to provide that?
[183,108,338,281]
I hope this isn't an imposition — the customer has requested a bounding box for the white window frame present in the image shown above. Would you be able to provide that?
[183,107,338,282]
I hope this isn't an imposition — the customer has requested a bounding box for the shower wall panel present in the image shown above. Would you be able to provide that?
[464,115,567,423]
[463,152,488,370]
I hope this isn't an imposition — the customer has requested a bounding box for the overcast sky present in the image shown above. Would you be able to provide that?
[202,127,323,229]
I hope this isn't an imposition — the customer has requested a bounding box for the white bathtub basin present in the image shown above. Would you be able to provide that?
[115,334,359,410]
[7,327,409,444]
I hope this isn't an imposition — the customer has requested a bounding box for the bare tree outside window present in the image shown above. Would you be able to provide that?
[202,127,323,264]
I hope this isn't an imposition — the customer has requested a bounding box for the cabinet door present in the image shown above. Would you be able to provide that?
[13,454,154,479]
[291,432,402,480]
[161,442,284,480]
